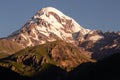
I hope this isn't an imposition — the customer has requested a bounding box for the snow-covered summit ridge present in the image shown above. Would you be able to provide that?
[34,7,71,19]
[31,7,90,34]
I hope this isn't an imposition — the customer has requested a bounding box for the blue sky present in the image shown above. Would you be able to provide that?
[0,0,120,38]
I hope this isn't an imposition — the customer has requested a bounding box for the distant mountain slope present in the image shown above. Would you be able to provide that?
[0,38,23,58]
[77,31,120,60]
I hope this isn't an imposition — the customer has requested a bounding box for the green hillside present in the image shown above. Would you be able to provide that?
[0,41,95,77]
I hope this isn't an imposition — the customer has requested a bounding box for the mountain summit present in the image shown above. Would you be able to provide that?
[8,7,90,47]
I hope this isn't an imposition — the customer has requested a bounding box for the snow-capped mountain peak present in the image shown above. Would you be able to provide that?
[31,7,90,34]
[9,7,90,47]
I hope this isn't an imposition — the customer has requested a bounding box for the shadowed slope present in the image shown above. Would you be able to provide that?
[69,52,120,80]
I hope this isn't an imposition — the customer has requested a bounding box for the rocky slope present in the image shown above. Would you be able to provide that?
[0,51,120,80]
[77,31,120,59]
[0,41,95,77]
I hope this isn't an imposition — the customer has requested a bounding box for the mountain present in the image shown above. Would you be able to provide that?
[0,6,120,80]
[0,7,119,60]
[0,7,89,59]
[8,7,90,47]
[4,7,120,60]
